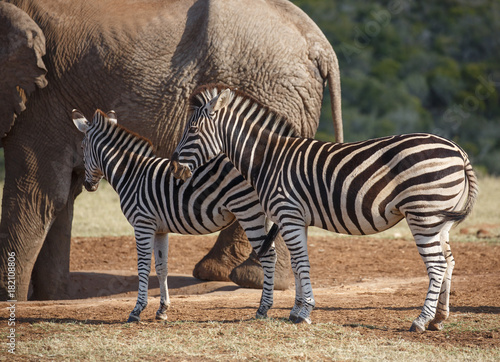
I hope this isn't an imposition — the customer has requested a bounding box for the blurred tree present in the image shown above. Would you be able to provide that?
[292,0,500,174]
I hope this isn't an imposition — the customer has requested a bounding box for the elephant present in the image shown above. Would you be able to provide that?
[0,0,343,301]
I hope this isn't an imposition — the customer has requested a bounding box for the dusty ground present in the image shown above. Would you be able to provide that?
[4,231,500,349]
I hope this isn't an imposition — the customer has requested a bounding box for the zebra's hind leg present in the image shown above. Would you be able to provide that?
[241,218,278,319]
[128,227,154,323]
[409,224,449,332]
[284,226,313,324]
[154,233,170,321]
[428,228,455,331]
[256,243,277,319]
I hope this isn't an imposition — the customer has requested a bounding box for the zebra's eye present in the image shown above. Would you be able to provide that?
[189,126,199,133]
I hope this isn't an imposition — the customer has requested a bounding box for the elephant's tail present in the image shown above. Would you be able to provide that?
[326,50,344,143]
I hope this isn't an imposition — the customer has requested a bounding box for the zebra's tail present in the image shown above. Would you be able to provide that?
[257,223,280,259]
[440,158,479,224]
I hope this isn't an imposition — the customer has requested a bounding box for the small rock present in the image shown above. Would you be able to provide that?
[460,227,473,235]
[477,229,492,238]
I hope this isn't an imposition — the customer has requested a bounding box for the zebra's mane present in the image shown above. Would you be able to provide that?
[93,110,155,154]
[115,123,155,152]
[189,84,300,138]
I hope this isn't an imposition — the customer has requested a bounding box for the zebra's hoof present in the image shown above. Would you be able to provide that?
[127,314,141,323]
[294,316,312,324]
[155,311,168,321]
[255,311,268,319]
[409,320,425,332]
[289,314,298,323]
[428,321,444,331]
[256,305,270,319]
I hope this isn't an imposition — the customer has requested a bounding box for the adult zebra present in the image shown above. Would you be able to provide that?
[170,85,478,332]
[72,109,279,322]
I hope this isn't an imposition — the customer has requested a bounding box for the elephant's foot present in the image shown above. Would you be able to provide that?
[231,253,291,291]
[230,236,292,291]
[230,254,263,289]
[193,257,234,281]
[193,223,249,281]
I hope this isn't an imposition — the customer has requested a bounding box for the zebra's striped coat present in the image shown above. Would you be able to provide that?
[72,109,278,322]
[171,85,478,332]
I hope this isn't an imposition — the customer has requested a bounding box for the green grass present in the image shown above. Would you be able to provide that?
[9,319,500,361]
[72,180,133,237]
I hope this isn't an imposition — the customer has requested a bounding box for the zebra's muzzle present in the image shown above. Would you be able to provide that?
[170,153,193,182]
[84,180,98,192]
[170,160,192,182]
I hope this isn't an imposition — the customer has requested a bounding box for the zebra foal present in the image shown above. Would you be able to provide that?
[170,85,478,332]
[72,109,278,322]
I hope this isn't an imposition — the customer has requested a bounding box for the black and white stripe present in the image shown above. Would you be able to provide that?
[171,85,478,332]
[72,109,278,322]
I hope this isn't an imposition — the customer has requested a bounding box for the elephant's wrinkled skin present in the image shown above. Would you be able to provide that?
[0,0,342,301]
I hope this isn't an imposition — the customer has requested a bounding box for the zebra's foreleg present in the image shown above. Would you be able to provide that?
[429,231,455,331]
[154,233,170,321]
[410,235,447,332]
[289,260,303,323]
[128,228,154,323]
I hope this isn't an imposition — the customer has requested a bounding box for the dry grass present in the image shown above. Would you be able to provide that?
[0,175,498,361]
[8,319,500,361]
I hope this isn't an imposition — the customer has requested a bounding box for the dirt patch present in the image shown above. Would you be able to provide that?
[3,233,500,348]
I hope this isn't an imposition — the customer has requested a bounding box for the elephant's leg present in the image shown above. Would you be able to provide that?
[30,198,74,300]
[0,229,40,302]
[0,185,56,302]
[229,232,291,290]
[0,208,51,301]
[30,172,82,300]
[0,133,80,301]
[193,222,251,281]
[194,222,291,290]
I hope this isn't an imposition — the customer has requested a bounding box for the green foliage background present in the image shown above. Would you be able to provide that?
[293,0,500,174]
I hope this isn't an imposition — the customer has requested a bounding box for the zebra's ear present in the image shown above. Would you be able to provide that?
[107,110,117,124]
[72,109,90,133]
[209,88,232,113]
